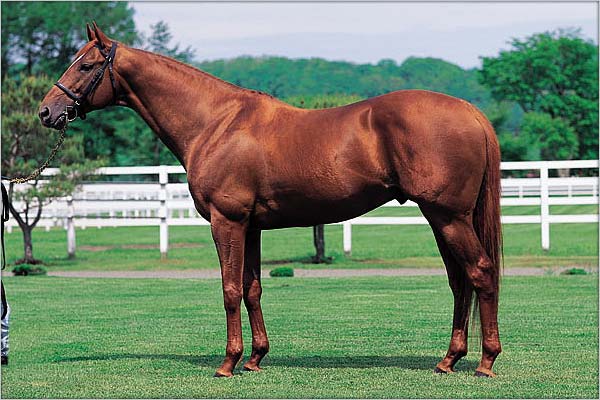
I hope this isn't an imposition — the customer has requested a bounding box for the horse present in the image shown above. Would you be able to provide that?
[39,23,502,378]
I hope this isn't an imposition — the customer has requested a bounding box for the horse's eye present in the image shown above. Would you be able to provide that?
[80,63,94,72]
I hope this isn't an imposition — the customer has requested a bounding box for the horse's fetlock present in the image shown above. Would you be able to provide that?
[226,346,244,359]
[483,342,501,359]
[454,348,468,359]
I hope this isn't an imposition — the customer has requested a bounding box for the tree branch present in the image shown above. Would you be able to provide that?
[7,195,25,227]
[31,196,43,228]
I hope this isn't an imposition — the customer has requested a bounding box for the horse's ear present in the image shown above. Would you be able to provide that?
[92,21,111,49]
[86,23,96,42]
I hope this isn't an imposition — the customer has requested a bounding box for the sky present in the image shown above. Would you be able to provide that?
[132,2,598,69]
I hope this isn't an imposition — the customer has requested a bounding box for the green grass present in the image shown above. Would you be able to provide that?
[1,275,597,398]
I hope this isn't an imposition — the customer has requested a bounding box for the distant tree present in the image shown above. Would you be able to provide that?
[197,56,491,108]
[142,20,195,63]
[496,131,529,162]
[479,29,598,159]
[520,112,578,161]
[1,75,103,264]
[284,94,364,109]
[1,1,137,80]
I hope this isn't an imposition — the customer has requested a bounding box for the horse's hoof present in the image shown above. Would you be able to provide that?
[434,366,453,374]
[474,368,496,378]
[213,370,234,378]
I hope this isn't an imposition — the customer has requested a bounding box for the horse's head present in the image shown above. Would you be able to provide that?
[39,22,119,129]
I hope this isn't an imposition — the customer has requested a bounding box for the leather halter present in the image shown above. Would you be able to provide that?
[54,42,118,120]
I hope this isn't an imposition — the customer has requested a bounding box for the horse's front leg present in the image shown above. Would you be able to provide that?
[210,207,248,377]
[242,229,269,371]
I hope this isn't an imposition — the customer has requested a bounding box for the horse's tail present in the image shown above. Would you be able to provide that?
[471,108,503,328]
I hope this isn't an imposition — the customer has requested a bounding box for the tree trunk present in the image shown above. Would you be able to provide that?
[17,224,41,265]
[312,224,326,264]
[22,225,34,262]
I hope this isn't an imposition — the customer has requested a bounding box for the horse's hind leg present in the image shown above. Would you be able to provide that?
[423,209,501,377]
[242,229,270,371]
[431,226,472,374]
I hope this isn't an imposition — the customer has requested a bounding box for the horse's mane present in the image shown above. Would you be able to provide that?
[129,46,274,100]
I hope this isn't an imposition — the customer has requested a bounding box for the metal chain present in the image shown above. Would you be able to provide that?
[8,117,68,185]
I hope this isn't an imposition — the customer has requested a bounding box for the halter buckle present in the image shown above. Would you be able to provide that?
[66,105,78,122]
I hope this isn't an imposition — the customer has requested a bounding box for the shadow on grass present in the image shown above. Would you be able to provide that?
[56,353,478,371]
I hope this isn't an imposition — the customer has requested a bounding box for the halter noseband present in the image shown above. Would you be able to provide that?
[54,42,118,121]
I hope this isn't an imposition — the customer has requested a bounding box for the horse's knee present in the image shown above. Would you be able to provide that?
[223,285,242,313]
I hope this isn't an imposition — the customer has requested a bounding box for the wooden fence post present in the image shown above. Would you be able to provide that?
[66,196,76,259]
[540,165,550,251]
[159,166,169,259]
[343,221,352,256]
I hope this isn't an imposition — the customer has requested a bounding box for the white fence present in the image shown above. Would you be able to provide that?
[5,160,598,257]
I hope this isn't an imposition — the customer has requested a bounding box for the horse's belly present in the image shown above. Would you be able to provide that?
[251,186,395,229]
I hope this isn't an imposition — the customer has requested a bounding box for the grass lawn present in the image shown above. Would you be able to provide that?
[2,205,597,270]
[1,275,597,398]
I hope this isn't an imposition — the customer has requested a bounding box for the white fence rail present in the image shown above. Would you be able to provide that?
[5,160,598,257]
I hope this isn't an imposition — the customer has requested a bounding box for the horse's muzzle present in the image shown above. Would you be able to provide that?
[39,105,69,130]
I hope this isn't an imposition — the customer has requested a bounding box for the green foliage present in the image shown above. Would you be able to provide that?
[269,267,294,277]
[11,264,47,276]
[519,112,578,160]
[561,267,587,275]
[198,56,492,107]
[480,29,598,159]
[284,94,364,109]
[1,1,137,80]
[496,131,529,162]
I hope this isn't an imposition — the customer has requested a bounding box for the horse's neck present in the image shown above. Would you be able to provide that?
[116,47,244,166]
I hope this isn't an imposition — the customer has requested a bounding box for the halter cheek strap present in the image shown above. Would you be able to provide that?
[54,42,118,120]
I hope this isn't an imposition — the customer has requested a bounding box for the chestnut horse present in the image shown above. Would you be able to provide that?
[40,24,502,378]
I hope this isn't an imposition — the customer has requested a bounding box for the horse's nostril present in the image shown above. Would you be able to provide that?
[39,106,50,119]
